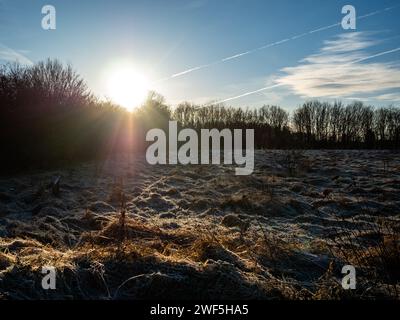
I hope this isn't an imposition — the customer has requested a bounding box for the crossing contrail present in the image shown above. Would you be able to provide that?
[212,46,400,104]
[153,5,399,84]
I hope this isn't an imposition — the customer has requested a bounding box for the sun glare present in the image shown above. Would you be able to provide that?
[107,67,150,111]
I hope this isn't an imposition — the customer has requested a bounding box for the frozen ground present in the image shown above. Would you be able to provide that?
[0,150,399,299]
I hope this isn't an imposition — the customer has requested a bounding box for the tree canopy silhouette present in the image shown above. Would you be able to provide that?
[0,59,399,173]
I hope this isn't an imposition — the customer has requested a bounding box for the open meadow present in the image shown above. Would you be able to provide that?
[1,150,399,300]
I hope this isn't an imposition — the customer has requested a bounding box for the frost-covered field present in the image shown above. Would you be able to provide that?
[0,150,399,299]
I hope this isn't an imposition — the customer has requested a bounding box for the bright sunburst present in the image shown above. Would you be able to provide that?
[107,66,150,111]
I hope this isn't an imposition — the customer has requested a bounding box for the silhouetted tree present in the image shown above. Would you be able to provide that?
[1,59,399,174]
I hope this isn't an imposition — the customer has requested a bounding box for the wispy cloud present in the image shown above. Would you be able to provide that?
[155,5,399,83]
[372,92,400,102]
[0,43,33,65]
[213,32,400,104]
[275,32,400,99]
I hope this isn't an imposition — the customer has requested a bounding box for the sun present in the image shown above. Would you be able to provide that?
[107,67,150,111]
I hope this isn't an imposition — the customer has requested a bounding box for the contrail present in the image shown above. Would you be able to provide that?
[212,83,284,104]
[154,5,399,84]
[351,47,400,64]
[212,46,400,104]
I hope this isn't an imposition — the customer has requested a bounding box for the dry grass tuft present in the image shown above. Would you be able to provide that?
[330,218,400,299]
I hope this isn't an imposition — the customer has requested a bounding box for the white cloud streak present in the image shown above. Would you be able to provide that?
[276,32,400,99]
[371,93,400,102]
[212,84,284,104]
[0,43,33,65]
[155,5,399,83]
[214,32,400,104]
[352,47,400,64]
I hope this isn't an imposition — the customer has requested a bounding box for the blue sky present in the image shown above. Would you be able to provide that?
[0,0,399,110]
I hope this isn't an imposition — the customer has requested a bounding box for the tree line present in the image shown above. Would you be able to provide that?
[0,59,399,172]
[173,101,400,149]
